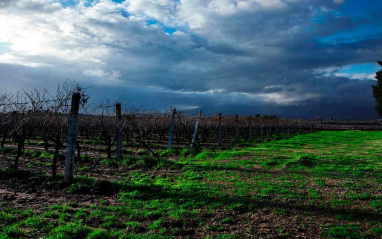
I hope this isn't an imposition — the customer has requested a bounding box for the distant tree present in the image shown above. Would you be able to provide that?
[372,61,382,117]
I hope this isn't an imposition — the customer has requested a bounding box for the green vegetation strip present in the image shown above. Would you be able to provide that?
[0,131,381,238]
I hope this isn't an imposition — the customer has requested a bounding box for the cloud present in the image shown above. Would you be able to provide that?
[0,0,380,118]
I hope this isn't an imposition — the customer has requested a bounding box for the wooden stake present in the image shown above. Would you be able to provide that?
[234,114,239,142]
[190,110,202,147]
[218,113,222,145]
[167,109,176,150]
[269,125,272,138]
[247,116,252,140]
[116,103,122,160]
[64,92,81,181]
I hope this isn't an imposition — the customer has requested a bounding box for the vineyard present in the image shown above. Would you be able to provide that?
[0,86,316,176]
[0,86,381,238]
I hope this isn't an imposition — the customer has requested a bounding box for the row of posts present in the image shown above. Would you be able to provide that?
[166,110,301,149]
[63,93,304,181]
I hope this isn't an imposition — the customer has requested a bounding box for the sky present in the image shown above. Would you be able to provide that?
[0,0,382,118]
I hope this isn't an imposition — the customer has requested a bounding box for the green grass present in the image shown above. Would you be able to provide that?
[0,131,381,238]
[323,224,362,238]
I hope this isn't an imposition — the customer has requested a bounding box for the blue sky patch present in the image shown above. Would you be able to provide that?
[59,0,77,8]
[164,27,176,35]
[119,8,129,18]
[339,63,379,75]
[147,19,158,26]
[0,42,11,54]
[59,0,109,8]
[111,0,125,3]
[146,19,177,35]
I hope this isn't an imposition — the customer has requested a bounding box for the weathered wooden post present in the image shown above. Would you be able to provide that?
[218,113,222,145]
[292,122,295,134]
[299,123,302,133]
[64,92,81,181]
[269,119,272,139]
[116,103,122,160]
[247,116,252,140]
[167,108,176,150]
[234,114,239,142]
[190,110,202,147]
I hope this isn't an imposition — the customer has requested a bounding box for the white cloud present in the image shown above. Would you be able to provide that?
[334,72,375,80]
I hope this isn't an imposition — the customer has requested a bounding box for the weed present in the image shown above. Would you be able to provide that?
[87,229,110,239]
[50,221,92,238]
[148,219,162,229]
[180,147,198,156]
[261,158,280,168]
[194,150,217,160]
[370,227,382,236]
[370,200,382,211]
[335,213,355,221]
[349,192,376,200]
[324,224,361,238]
[276,209,286,215]
[1,225,24,238]
[24,215,46,229]
[66,177,119,195]
[40,151,55,159]
[285,154,316,168]
[0,212,15,222]
[24,149,40,157]
[221,216,235,224]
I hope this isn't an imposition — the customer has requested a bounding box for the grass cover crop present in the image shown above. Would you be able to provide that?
[0,131,381,238]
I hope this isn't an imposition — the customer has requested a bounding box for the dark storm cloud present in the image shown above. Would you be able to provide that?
[313,13,357,36]
[0,0,381,118]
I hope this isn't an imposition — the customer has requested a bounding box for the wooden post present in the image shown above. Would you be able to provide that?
[269,125,272,138]
[269,119,272,139]
[190,110,202,147]
[234,114,239,142]
[116,103,122,160]
[218,113,222,145]
[167,109,176,150]
[247,116,252,140]
[64,92,81,181]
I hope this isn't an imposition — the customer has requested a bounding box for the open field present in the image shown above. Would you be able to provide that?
[0,131,381,238]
